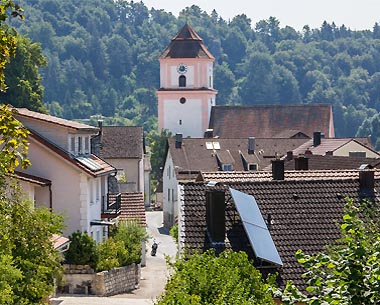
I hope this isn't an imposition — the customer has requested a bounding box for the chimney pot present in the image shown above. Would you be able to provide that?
[272,159,285,180]
[295,156,309,170]
[313,131,322,147]
[359,170,375,193]
[286,151,293,161]
[175,133,183,149]
[206,191,225,243]
[204,129,214,138]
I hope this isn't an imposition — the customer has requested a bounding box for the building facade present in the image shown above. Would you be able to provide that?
[157,24,217,138]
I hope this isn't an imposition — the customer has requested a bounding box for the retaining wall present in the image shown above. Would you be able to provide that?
[61,264,140,296]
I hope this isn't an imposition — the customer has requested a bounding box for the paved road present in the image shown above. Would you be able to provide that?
[56,211,177,305]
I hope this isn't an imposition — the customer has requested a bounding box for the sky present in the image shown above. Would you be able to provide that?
[141,0,380,31]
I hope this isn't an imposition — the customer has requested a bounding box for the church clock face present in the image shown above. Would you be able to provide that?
[177,64,188,74]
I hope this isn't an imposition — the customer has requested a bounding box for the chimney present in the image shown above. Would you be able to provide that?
[204,129,214,138]
[175,133,183,149]
[295,156,308,170]
[98,119,103,135]
[206,191,225,243]
[248,137,255,155]
[359,170,375,194]
[313,131,321,147]
[286,151,293,161]
[272,159,285,180]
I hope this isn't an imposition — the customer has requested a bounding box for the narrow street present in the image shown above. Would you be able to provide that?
[56,211,177,305]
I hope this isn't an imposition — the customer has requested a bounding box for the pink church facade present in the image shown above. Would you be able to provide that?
[157,24,217,138]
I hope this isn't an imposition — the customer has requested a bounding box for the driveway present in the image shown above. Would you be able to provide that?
[56,211,177,305]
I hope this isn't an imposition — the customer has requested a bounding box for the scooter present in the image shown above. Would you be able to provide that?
[151,240,158,256]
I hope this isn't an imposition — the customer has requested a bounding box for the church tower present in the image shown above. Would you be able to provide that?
[157,24,217,138]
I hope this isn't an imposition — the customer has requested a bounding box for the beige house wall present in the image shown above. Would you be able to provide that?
[334,141,380,158]
[25,137,105,241]
[105,158,143,193]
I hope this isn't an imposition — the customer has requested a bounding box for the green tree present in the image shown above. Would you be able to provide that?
[279,199,380,304]
[156,250,275,305]
[64,231,98,269]
[147,129,171,181]
[1,34,47,112]
[111,220,147,265]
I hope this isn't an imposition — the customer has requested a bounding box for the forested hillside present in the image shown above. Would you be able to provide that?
[6,0,380,148]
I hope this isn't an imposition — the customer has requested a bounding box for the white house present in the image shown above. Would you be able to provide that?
[14,108,116,242]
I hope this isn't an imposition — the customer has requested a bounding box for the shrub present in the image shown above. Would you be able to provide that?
[64,231,98,269]
[96,237,128,272]
[111,220,148,265]
[169,225,178,243]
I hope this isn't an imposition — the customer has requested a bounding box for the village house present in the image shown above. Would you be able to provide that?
[162,135,310,227]
[91,125,151,208]
[209,104,335,139]
[14,108,116,242]
[178,165,380,292]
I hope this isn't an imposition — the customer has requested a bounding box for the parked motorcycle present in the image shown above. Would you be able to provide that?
[151,240,158,256]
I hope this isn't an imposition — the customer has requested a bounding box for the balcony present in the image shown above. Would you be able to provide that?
[101,193,121,219]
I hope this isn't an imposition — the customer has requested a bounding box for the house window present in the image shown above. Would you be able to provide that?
[84,136,90,154]
[70,137,75,154]
[78,136,82,154]
[248,163,258,171]
[179,75,186,87]
[179,119,182,125]
[168,189,171,201]
[180,97,186,104]
[222,164,233,171]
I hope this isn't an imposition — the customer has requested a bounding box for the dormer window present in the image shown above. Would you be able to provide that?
[222,164,233,171]
[69,135,91,156]
[179,75,186,87]
[248,163,258,171]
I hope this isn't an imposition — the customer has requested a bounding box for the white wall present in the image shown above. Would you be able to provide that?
[163,99,203,137]
[25,137,104,238]
[162,151,178,227]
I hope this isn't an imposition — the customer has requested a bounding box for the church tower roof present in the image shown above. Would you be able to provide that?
[159,24,214,59]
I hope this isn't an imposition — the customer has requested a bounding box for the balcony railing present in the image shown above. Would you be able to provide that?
[101,193,121,218]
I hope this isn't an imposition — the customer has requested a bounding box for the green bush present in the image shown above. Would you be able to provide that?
[169,225,178,244]
[64,231,98,269]
[96,237,128,272]
[111,220,148,265]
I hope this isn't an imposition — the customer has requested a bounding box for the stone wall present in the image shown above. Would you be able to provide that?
[93,264,140,296]
[61,264,140,296]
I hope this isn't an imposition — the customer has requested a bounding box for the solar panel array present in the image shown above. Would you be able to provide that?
[229,188,283,266]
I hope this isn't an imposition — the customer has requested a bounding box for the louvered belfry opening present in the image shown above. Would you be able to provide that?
[206,190,225,243]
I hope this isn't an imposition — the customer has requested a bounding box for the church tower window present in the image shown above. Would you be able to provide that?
[179,75,186,87]
[180,97,186,104]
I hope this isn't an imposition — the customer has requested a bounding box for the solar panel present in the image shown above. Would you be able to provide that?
[229,188,282,266]
[76,157,103,172]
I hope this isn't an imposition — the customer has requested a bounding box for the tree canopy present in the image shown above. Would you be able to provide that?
[156,250,275,305]
[5,0,380,147]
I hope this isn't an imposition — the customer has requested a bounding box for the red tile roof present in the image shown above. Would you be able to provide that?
[14,108,98,131]
[93,126,144,159]
[292,138,378,156]
[209,104,334,139]
[114,192,146,227]
[197,169,380,183]
[180,169,380,290]
[159,24,214,59]
[282,155,380,171]
[168,137,309,175]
